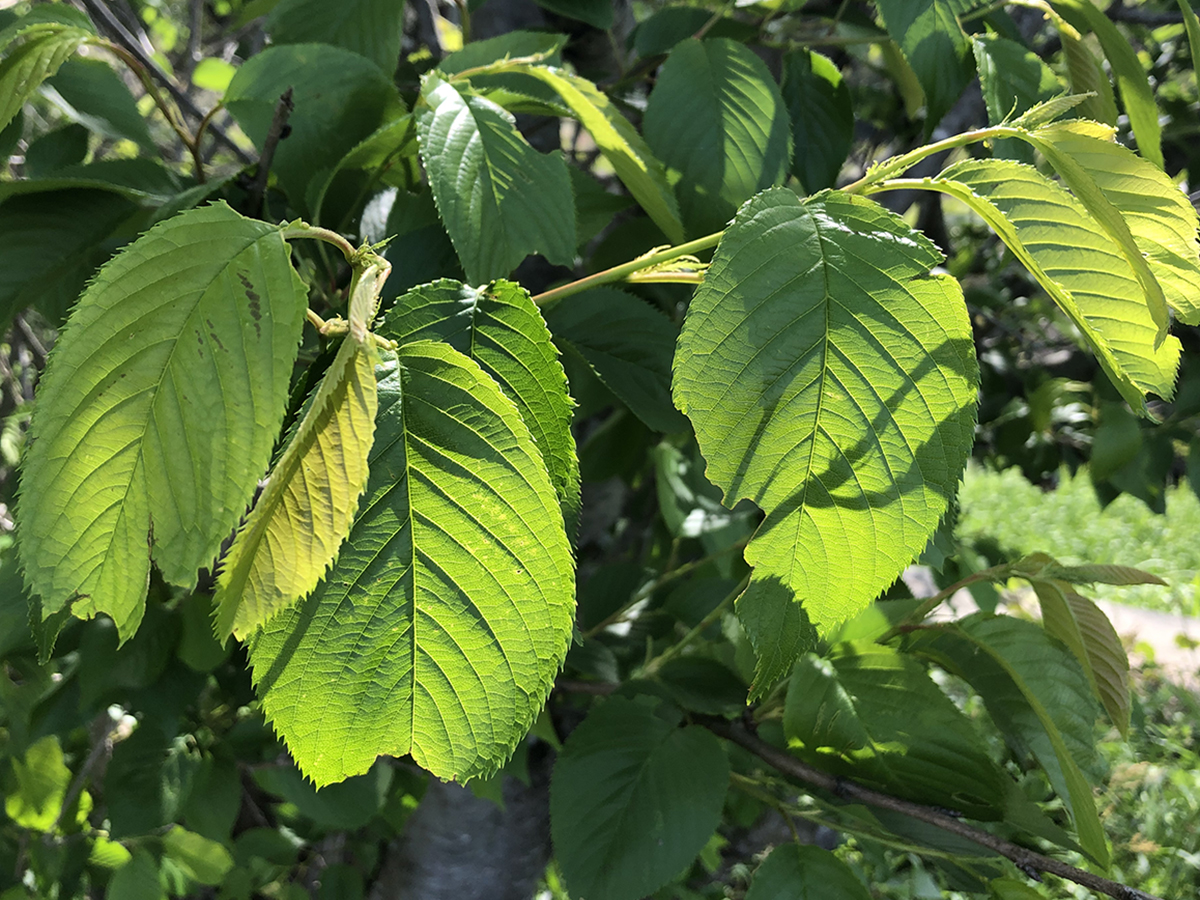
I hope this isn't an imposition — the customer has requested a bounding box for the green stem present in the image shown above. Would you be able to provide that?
[640,572,749,676]
[532,232,725,306]
[280,223,358,262]
[879,565,1009,643]
[840,125,1018,195]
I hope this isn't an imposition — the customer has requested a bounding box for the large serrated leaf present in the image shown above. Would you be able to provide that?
[544,287,687,434]
[416,73,576,284]
[1051,0,1162,168]
[674,189,977,649]
[0,23,91,132]
[224,44,404,213]
[20,203,307,641]
[1032,580,1130,735]
[908,615,1108,865]
[923,158,1180,406]
[874,0,974,131]
[643,38,791,236]
[249,342,574,786]
[745,839,871,900]
[214,331,378,640]
[550,697,729,900]
[1024,119,1200,327]
[506,64,684,243]
[381,278,580,538]
[266,0,404,73]
[781,49,853,193]
[784,642,1008,819]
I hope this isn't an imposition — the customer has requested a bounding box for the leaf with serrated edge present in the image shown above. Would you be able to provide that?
[1032,580,1130,735]
[20,203,306,641]
[674,189,978,641]
[1024,120,1200,328]
[919,158,1180,406]
[873,0,973,131]
[0,24,91,132]
[507,64,684,243]
[249,342,574,785]
[746,845,871,900]
[417,72,575,284]
[214,330,378,640]
[381,279,580,538]
[267,0,404,72]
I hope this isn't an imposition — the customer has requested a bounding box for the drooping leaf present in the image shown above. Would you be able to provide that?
[161,827,234,887]
[781,49,853,193]
[908,615,1108,865]
[266,0,404,72]
[224,44,404,212]
[416,72,576,283]
[0,23,91,132]
[1051,0,1162,168]
[507,64,684,243]
[214,326,379,640]
[737,581,818,698]
[745,844,872,900]
[550,697,729,900]
[545,287,687,433]
[784,642,1008,819]
[873,0,973,130]
[1031,580,1130,735]
[1023,119,1200,327]
[643,38,792,236]
[20,203,307,641]
[920,157,1180,406]
[44,57,154,148]
[381,278,580,537]
[674,190,978,646]
[249,342,575,785]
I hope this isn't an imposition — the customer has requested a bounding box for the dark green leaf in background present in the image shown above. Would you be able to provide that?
[781,49,853,193]
[417,73,576,283]
[550,697,729,900]
[532,0,613,30]
[44,57,155,149]
[266,0,405,73]
[874,0,975,130]
[745,844,872,900]
[971,34,1059,163]
[23,123,89,176]
[644,38,791,236]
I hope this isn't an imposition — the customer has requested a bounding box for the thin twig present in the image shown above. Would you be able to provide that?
[702,718,1163,900]
[640,572,749,676]
[50,711,116,834]
[246,88,294,219]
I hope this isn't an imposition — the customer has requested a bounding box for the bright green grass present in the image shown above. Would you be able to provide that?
[956,465,1200,616]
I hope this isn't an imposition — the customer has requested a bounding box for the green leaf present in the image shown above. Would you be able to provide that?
[737,581,817,698]
[249,342,575,785]
[1023,119,1200,328]
[1051,0,1162,168]
[224,44,404,211]
[1179,0,1200,89]
[745,844,871,900]
[0,186,139,329]
[970,34,1058,163]
[105,848,166,900]
[908,615,1108,865]
[1031,580,1130,735]
[674,189,978,641]
[784,642,1007,819]
[925,157,1180,405]
[266,0,404,72]
[0,23,91,133]
[5,736,88,832]
[550,697,729,900]
[416,73,576,283]
[874,0,973,130]
[161,826,234,886]
[633,6,758,58]
[571,166,635,245]
[643,38,792,236]
[253,761,391,830]
[532,0,612,29]
[45,57,154,148]
[105,726,189,838]
[20,203,307,641]
[1042,563,1166,586]
[437,31,566,76]
[378,188,462,299]
[781,49,853,193]
[507,64,684,243]
[380,278,581,537]
[214,327,379,640]
[545,287,687,433]
[24,123,88,176]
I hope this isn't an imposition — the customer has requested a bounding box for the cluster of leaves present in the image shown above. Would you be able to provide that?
[2,0,1200,898]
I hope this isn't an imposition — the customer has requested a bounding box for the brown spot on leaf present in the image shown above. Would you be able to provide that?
[239,271,263,338]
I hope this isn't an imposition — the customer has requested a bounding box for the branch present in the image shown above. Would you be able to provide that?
[77,0,253,165]
[701,718,1162,900]
[50,711,116,834]
[245,88,294,218]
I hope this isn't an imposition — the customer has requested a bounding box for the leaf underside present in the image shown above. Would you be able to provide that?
[20,203,306,641]
[249,341,575,786]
